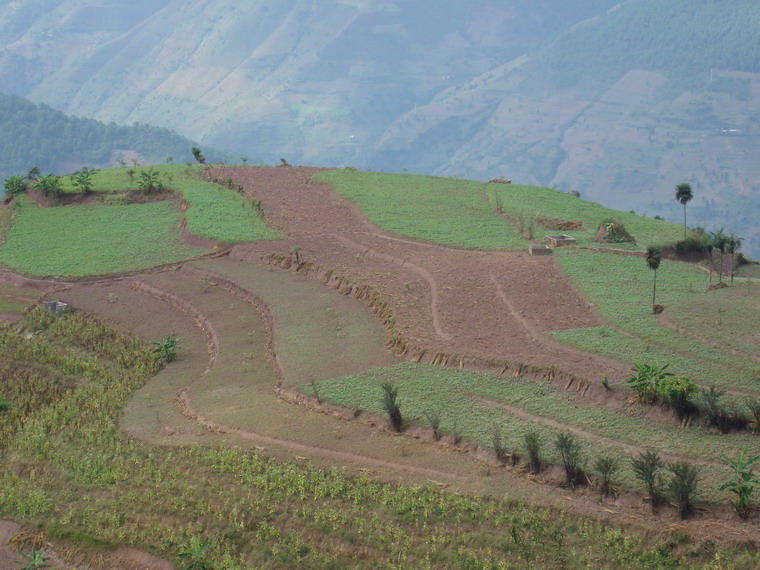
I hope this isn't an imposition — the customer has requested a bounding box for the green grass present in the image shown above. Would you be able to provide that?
[313,170,525,249]
[0,283,35,313]
[667,281,760,361]
[0,195,206,276]
[314,169,682,251]
[67,164,283,243]
[311,362,755,501]
[553,250,760,394]
[488,184,684,250]
[1,165,283,276]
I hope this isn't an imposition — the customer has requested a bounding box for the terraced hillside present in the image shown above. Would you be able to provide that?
[0,166,758,567]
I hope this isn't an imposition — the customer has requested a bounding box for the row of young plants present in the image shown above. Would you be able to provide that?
[3,308,735,568]
[627,362,760,434]
[379,381,759,521]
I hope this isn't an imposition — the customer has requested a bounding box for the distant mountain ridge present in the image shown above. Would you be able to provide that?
[0,92,214,184]
[0,0,758,254]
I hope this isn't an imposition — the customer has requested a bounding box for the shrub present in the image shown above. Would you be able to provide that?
[593,455,620,498]
[720,447,760,520]
[3,174,26,196]
[627,363,672,404]
[152,335,181,362]
[0,395,8,413]
[423,410,443,440]
[631,450,664,510]
[381,382,403,432]
[492,424,509,464]
[667,462,700,519]
[523,431,543,474]
[596,220,635,244]
[35,174,63,198]
[701,387,748,433]
[555,432,586,486]
[658,376,697,422]
[137,168,164,193]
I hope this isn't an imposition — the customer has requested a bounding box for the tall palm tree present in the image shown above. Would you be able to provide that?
[711,229,727,282]
[675,183,693,240]
[728,233,742,284]
[646,246,662,310]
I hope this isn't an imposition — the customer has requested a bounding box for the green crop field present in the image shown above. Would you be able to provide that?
[667,280,760,362]
[314,170,525,249]
[0,165,282,276]
[67,164,283,243]
[0,195,206,276]
[553,250,760,395]
[314,169,683,251]
[2,309,731,569]
[310,362,755,501]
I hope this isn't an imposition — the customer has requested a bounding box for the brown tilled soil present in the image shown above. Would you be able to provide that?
[214,166,630,387]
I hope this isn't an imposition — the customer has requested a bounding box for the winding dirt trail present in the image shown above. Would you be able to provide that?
[127,268,470,483]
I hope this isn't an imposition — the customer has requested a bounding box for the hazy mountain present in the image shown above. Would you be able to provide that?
[1,0,758,254]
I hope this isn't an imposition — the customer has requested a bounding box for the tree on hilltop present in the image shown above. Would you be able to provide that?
[191,147,206,164]
[675,183,693,240]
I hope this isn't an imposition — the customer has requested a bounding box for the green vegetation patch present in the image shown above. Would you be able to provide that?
[554,250,759,394]
[65,165,283,243]
[667,281,760,362]
[488,184,684,249]
[312,362,753,500]
[315,169,682,251]
[0,195,206,276]
[313,170,525,249]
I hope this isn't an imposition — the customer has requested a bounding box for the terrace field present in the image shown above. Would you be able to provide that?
[1,165,758,567]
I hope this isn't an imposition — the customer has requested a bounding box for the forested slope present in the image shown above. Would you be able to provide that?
[0,93,210,182]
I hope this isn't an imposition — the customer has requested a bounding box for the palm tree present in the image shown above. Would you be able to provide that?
[711,229,727,282]
[727,233,742,284]
[646,246,662,310]
[675,183,693,239]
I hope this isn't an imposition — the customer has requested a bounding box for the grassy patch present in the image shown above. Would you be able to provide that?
[0,283,36,313]
[0,195,206,276]
[312,362,753,500]
[667,281,760,361]
[314,169,682,250]
[71,164,283,243]
[0,165,283,275]
[554,250,760,394]
[0,203,12,245]
[313,170,524,249]
[488,185,683,249]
